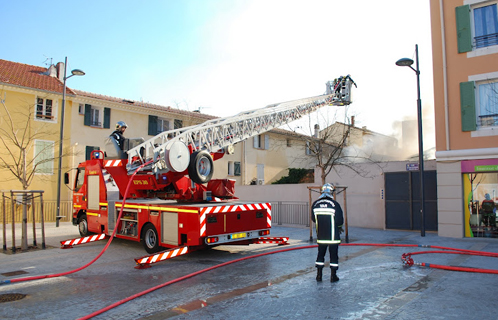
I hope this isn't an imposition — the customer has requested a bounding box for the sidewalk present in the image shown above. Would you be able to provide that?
[2,221,79,251]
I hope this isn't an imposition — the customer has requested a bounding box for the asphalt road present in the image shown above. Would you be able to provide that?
[1,222,498,319]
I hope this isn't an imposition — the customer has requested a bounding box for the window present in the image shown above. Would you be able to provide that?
[456,2,498,54]
[91,107,101,127]
[253,134,269,149]
[36,97,54,121]
[461,76,498,131]
[148,115,173,135]
[74,167,85,191]
[306,141,312,155]
[34,140,54,174]
[473,3,498,48]
[84,104,110,128]
[157,118,171,132]
[477,80,498,127]
[286,139,291,147]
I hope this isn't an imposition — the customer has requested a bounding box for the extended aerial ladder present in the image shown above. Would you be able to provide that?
[104,75,355,201]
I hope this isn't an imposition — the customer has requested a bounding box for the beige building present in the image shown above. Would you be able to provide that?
[430,0,498,238]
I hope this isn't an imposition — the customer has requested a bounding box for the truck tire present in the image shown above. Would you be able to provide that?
[188,150,214,184]
[77,214,91,237]
[141,224,160,254]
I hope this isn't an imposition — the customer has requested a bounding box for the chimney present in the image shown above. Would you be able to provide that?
[351,115,355,127]
[314,124,320,138]
[56,62,65,81]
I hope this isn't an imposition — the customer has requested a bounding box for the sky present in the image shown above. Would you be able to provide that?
[2,0,435,150]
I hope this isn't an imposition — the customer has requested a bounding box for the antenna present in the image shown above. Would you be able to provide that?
[42,56,53,66]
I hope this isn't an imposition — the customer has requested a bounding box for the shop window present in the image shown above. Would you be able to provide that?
[464,171,498,238]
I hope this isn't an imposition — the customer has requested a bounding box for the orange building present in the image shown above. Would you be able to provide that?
[430,0,498,238]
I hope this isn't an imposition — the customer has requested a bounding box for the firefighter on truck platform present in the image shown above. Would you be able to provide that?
[110,121,128,150]
[311,183,344,282]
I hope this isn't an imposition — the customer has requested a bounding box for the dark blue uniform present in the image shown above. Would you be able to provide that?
[311,195,344,270]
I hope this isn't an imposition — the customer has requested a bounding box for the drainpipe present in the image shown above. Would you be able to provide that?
[440,0,450,151]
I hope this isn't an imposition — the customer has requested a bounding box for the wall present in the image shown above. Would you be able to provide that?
[235,160,436,230]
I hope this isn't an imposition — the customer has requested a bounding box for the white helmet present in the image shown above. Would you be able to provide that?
[319,183,334,198]
[116,121,128,130]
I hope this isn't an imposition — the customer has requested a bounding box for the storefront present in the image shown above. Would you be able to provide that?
[462,159,498,238]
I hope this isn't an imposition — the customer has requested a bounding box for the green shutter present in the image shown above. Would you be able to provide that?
[460,81,476,132]
[174,119,183,129]
[103,108,111,129]
[148,115,158,136]
[85,146,100,160]
[455,5,472,53]
[84,104,91,126]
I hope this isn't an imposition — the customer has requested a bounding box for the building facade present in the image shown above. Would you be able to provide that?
[430,0,498,238]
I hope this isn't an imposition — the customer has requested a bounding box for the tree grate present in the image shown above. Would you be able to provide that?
[0,293,27,303]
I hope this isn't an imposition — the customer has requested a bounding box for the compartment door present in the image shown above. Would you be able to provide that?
[161,212,178,246]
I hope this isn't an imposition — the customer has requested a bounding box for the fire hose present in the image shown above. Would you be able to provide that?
[77,242,498,319]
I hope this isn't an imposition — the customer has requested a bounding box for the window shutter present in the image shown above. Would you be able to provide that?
[103,108,111,129]
[86,146,100,160]
[455,5,472,53]
[148,115,158,136]
[174,119,183,129]
[264,135,269,150]
[84,104,92,126]
[234,162,241,176]
[460,81,476,132]
[253,136,259,148]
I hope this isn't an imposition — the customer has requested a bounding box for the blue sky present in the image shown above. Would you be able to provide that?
[3,0,434,149]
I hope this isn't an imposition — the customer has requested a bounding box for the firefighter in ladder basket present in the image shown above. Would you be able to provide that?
[110,121,128,150]
[311,183,344,282]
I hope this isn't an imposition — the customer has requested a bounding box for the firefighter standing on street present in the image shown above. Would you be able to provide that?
[311,183,344,282]
[110,121,128,150]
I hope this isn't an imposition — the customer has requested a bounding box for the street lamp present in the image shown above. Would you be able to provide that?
[396,44,425,237]
[56,57,85,227]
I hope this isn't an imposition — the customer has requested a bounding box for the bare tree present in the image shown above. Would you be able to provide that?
[0,90,73,250]
[288,110,385,186]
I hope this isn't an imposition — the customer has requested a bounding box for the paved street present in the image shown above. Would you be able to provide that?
[1,222,498,319]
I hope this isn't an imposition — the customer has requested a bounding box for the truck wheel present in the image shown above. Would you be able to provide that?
[188,150,214,184]
[141,224,160,254]
[78,214,91,237]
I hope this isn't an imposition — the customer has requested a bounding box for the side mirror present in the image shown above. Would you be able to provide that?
[64,172,70,185]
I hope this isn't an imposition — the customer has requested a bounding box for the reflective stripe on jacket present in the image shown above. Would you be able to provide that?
[311,196,344,244]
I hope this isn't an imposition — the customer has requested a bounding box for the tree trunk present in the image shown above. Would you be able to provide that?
[21,148,28,250]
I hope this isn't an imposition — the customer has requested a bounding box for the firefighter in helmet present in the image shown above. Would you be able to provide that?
[110,121,128,150]
[311,183,344,282]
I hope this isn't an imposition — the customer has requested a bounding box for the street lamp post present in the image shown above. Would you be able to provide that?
[396,44,425,237]
[56,57,85,227]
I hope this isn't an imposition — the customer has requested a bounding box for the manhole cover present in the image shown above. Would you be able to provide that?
[0,293,27,303]
[1,270,28,277]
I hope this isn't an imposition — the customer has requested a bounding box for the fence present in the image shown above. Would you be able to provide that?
[1,197,73,224]
[272,201,310,227]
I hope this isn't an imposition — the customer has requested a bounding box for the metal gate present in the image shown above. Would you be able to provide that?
[385,171,438,231]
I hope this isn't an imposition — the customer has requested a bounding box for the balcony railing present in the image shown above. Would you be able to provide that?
[475,33,498,48]
[478,114,498,128]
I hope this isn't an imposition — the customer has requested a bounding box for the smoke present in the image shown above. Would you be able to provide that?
[344,102,435,162]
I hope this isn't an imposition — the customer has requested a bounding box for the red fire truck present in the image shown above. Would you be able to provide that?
[65,76,354,254]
